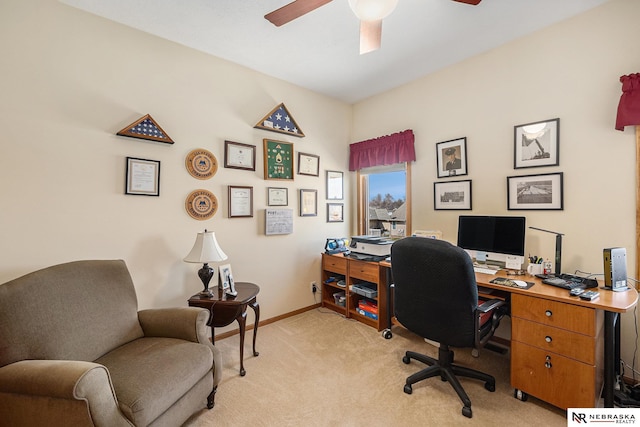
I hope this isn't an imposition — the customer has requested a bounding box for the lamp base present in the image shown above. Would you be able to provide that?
[199,288,214,297]
[197,263,215,297]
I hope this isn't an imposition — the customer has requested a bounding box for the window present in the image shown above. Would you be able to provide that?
[357,163,411,238]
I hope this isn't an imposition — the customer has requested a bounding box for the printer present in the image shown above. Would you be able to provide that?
[349,235,393,260]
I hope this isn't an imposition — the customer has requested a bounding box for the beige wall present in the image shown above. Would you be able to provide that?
[352,0,640,368]
[0,0,351,327]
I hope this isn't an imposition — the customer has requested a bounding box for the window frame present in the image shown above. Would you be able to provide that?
[356,162,412,237]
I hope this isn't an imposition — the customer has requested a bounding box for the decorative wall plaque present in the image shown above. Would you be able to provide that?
[185,148,218,180]
[185,189,218,220]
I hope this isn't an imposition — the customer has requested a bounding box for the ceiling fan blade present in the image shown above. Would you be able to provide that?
[265,0,333,27]
[451,0,482,5]
[359,20,382,55]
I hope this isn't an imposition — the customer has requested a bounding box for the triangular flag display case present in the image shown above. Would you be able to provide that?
[117,114,175,144]
[254,103,305,138]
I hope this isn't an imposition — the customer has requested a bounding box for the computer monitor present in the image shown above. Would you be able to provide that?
[457,215,526,267]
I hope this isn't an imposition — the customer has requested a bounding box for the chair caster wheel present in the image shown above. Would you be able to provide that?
[462,406,472,418]
[514,389,528,401]
[404,384,412,394]
[402,355,410,364]
[382,329,392,339]
[485,382,496,392]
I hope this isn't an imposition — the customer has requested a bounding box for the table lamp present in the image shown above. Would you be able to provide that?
[184,229,228,296]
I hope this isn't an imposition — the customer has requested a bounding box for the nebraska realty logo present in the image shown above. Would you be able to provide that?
[568,408,638,425]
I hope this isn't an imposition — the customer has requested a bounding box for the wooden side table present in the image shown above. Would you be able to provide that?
[188,282,260,376]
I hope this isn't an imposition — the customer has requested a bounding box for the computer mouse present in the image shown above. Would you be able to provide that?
[513,280,528,288]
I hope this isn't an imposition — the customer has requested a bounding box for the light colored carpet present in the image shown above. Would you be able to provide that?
[185,308,566,426]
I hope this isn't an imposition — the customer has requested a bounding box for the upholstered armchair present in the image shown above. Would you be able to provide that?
[0,260,221,426]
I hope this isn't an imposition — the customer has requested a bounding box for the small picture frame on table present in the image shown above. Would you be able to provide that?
[507,172,563,210]
[218,264,237,296]
[514,118,559,169]
[298,152,320,176]
[436,138,467,178]
[224,140,256,171]
[125,157,160,196]
[433,180,472,210]
[327,203,344,222]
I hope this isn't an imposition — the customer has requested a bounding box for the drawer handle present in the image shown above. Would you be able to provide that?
[545,336,552,343]
[545,355,552,369]
[545,310,552,317]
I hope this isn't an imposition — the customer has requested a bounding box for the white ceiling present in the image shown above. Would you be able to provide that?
[60,0,611,104]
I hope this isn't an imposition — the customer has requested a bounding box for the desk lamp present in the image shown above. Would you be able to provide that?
[529,226,563,275]
[184,229,228,296]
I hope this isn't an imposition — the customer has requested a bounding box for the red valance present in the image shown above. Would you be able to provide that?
[349,129,416,171]
[616,73,640,131]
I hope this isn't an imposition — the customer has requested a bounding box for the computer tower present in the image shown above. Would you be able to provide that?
[603,247,628,291]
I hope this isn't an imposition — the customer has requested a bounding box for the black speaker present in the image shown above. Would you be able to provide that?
[603,247,628,291]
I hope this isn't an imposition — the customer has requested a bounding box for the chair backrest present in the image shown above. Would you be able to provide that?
[0,260,144,367]
[391,237,478,348]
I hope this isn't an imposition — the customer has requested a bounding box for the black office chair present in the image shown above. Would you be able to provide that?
[391,237,507,418]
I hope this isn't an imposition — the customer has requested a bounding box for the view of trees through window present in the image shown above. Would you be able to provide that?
[367,169,407,237]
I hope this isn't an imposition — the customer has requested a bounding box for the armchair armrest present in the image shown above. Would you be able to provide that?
[138,307,223,389]
[0,360,132,426]
[138,307,210,344]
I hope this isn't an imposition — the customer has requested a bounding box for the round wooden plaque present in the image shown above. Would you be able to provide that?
[185,189,218,220]
[186,148,218,180]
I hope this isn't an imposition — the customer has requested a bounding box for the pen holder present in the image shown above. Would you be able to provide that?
[527,263,544,276]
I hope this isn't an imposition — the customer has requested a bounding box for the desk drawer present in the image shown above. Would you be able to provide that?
[322,255,347,275]
[511,341,597,409]
[511,294,596,336]
[512,317,595,365]
[349,259,379,283]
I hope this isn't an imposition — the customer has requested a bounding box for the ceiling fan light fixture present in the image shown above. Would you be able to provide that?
[348,0,398,21]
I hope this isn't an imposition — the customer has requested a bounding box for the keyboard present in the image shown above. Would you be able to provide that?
[542,274,598,290]
[474,266,499,275]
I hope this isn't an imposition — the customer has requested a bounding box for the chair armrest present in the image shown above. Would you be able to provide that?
[477,298,506,313]
[138,307,210,343]
[138,307,222,388]
[0,360,132,426]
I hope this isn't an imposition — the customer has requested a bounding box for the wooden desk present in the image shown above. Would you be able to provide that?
[475,271,637,409]
[380,261,637,410]
[188,282,260,376]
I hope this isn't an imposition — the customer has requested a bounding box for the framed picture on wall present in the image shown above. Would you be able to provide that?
[267,187,288,206]
[436,137,468,178]
[297,152,320,176]
[326,170,344,200]
[228,185,253,218]
[514,118,559,169]
[299,189,317,216]
[125,157,160,196]
[327,203,344,222]
[433,180,472,210]
[507,172,563,210]
[224,140,256,171]
[263,139,294,180]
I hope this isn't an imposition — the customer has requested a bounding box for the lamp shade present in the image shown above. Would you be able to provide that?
[184,230,228,263]
[348,0,398,21]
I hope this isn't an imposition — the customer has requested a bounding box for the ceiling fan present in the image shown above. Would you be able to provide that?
[265,0,482,55]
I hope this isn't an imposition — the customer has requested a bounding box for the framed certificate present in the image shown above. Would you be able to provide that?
[267,187,288,206]
[299,189,317,217]
[326,170,343,200]
[125,157,160,196]
[298,152,320,176]
[228,185,253,218]
[224,140,256,171]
